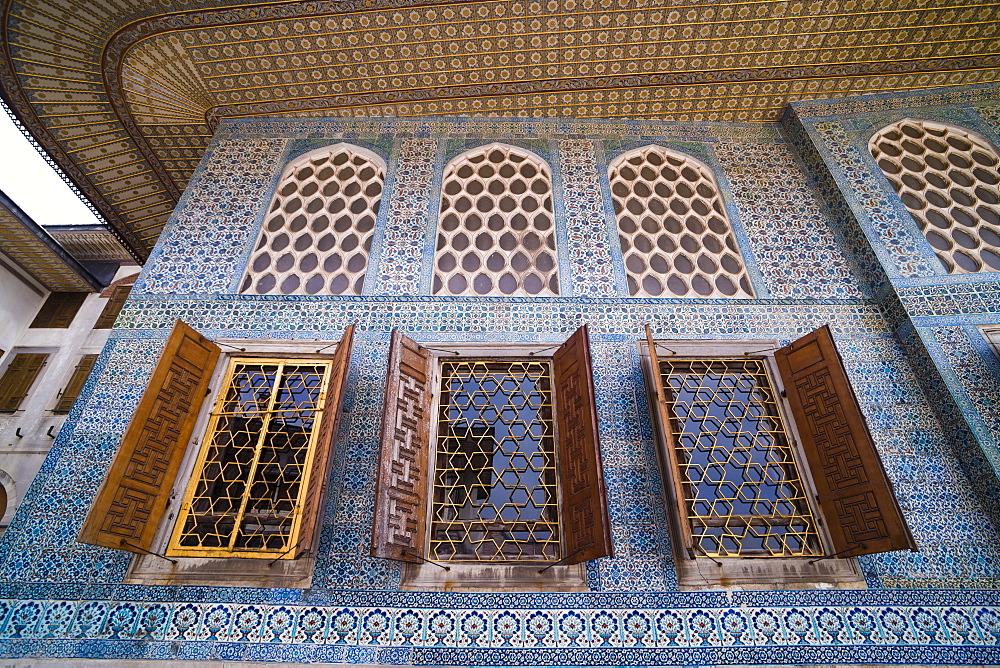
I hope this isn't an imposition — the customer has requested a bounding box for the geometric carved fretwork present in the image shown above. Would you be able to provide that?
[775,325,916,556]
[371,330,433,563]
[553,325,613,564]
[78,320,220,553]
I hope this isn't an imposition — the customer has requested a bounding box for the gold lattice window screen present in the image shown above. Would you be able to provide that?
[870,120,1000,273]
[609,146,753,298]
[168,358,332,558]
[430,359,560,561]
[657,357,821,557]
[241,145,384,295]
[434,145,559,296]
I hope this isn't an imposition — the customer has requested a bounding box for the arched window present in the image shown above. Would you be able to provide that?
[608,146,753,298]
[240,145,385,295]
[870,119,1000,273]
[434,144,559,296]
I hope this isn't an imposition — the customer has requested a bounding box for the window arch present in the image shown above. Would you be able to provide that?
[608,146,753,298]
[870,119,1000,273]
[240,144,385,295]
[434,144,559,296]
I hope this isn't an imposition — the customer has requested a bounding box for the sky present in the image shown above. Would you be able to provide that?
[0,105,104,227]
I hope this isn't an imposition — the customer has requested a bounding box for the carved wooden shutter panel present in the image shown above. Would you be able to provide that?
[95,285,132,329]
[775,325,916,556]
[371,330,433,563]
[643,326,696,558]
[78,320,220,552]
[30,292,87,328]
[296,324,355,554]
[553,325,613,564]
[0,353,49,412]
[54,354,99,413]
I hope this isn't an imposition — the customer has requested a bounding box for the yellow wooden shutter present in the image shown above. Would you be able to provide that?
[95,285,132,329]
[295,324,355,554]
[78,320,220,552]
[30,293,88,328]
[54,354,99,413]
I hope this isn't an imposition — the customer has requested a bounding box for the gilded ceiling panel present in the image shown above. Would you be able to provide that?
[1,0,998,260]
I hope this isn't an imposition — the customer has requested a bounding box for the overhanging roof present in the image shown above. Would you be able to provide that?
[0,189,104,292]
[1,0,997,261]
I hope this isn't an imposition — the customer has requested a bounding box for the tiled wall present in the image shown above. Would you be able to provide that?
[1,112,999,664]
[789,83,1000,525]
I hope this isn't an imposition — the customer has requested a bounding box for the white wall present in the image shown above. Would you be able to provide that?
[0,252,46,356]
[0,265,140,530]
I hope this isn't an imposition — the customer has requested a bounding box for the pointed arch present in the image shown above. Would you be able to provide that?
[434,143,559,296]
[870,119,1000,274]
[608,145,753,298]
[240,143,386,295]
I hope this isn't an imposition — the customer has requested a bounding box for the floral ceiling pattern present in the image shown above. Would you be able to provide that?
[1,0,997,260]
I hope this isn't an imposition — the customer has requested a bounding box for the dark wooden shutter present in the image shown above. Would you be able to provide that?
[30,292,88,328]
[296,324,355,554]
[775,325,916,556]
[371,330,433,562]
[53,354,99,413]
[94,285,132,329]
[78,320,220,553]
[0,353,49,412]
[553,325,613,564]
[643,326,696,558]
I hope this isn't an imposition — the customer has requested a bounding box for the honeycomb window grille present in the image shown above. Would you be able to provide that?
[608,146,753,298]
[870,119,1000,273]
[240,145,385,295]
[434,144,559,296]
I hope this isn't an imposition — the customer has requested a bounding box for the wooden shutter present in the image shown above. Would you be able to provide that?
[78,320,220,553]
[553,325,613,564]
[295,324,355,554]
[54,354,99,413]
[0,353,49,412]
[30,292,88,328]
[370,330,433,562]
[643,326,696,558]
[94,285,132,329]
[775,325,916,556]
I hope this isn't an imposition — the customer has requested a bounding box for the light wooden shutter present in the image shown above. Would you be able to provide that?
[775,325,916,556]
[78,320,220,552]
[643,326,696,558]
[296,324,355,554]
[95,285,132,329]
[370,330,433,563]
[0,353,49,412]
[553,324,613,564]
[54,354,99,413]
[30,292,88,328]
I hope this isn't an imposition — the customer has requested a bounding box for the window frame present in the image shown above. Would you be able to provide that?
[79,322,354,588]
[372,329,610,591]
[164,354,337,560]
[407,343,586,590]
[639,335,868,590]
[981,324,1000,362]
[0,349,52,413]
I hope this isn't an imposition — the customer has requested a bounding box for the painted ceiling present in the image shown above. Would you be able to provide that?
[1,0,997,261]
